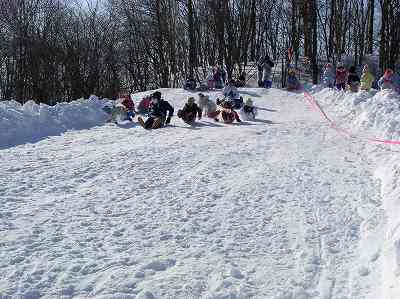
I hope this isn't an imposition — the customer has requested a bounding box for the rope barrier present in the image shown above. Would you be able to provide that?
[303,91,400,145]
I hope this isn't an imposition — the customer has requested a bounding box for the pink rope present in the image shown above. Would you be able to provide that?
[303,91,400,145]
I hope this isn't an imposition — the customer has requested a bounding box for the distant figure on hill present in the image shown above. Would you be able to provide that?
[258,55,274,88]
[379,69,400,92]
[335,65,348,90]
[360,65,374,91]
[213,65,225,89]
[322,63,335,88]
[287,67,301,91]
[184,78,197,91]
[347,66,360,92]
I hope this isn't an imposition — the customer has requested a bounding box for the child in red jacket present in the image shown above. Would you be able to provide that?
[121,95,135,121]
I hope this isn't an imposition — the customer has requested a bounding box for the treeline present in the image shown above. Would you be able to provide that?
[0,0,399,104]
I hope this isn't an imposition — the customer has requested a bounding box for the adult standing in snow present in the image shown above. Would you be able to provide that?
[213,65,224,89]
[177,97,202,124]
[322,63,335,88]
[360,65,375,91]
[347,66,360,92]
[206,69,215,90]
[335,65,348,90]
[258,55,275,89]
[138,91,174,129]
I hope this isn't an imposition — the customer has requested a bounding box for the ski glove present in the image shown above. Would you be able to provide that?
[165,116,171,124]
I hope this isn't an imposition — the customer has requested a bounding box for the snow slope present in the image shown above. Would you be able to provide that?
[0,88,397,298]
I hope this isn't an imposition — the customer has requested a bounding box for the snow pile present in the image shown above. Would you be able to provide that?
[313,88,400,140]
[311,87,400,298]
[0,95,109,149]
[375,157,400,299]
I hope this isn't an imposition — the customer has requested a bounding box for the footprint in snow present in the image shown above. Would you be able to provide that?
[142,258,176,272]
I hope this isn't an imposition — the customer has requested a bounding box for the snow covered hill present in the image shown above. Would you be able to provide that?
[0,88,399,298]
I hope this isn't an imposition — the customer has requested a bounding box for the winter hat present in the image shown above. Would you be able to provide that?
[363,64,369,72]
[222,101,232,109]
[325,63,333,69]
[187,97,195,105]
[152,91,162,100]
[384,69,394,78]
[245,98,253,107]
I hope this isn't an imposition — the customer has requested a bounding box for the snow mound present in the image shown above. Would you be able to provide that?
[0,95,109,149]
[314,88,400,141]
[312,87,400,298]
[375,158,400,298]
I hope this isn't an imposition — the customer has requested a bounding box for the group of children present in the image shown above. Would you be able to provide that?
[103,89,257,129]
[184,65,228,92]
[322,63,400,92]
[184,64,250,92]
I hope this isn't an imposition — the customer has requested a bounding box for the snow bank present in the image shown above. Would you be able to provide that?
[313,88,400,141]
[312,87,400,298]
[375,158,400,299]
[0,95,108,149]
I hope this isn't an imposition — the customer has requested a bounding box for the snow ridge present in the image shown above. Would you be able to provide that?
[0,95,108,149]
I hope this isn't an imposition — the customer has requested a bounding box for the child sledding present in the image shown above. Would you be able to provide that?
[137,95,152,115]
[240,98,257,121]
[177,97,202,124]
[198,93,218,118]
[222,80,244,109]
[211,100,242,124]
[103,94,135,123]
[138,91,174,129]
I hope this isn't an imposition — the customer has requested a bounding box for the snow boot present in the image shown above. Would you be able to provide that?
[151,118,162,129]
[138,117,147,129]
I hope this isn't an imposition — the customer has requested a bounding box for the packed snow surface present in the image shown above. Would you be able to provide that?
[0,88,399,298]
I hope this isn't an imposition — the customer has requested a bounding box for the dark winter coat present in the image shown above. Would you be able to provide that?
[181,103,202,119]
[335,69,348,85]
[347,73,360,85]
[148,100,174,118]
